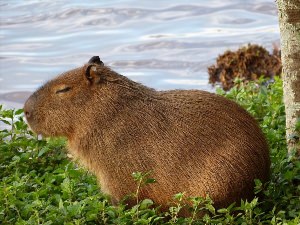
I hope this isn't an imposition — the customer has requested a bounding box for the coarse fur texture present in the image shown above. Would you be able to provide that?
[24,57,270,213]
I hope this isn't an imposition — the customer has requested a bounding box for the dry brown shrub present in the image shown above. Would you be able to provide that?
[208,44,282,90]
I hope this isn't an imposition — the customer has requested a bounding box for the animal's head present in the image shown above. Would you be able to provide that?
[24,56,117,137]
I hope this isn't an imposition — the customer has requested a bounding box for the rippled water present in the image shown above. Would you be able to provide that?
[0,0,280,107]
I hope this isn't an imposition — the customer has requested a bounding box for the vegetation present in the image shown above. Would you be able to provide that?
[208,44,282,91]
[1,77,299,224]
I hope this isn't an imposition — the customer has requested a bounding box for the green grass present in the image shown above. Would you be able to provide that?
[0,77,299,224]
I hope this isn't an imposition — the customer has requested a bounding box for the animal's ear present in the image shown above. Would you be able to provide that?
[88,56,104,66]
[85,65,102,84]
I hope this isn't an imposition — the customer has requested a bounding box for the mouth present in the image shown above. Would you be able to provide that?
[25,118,44,136]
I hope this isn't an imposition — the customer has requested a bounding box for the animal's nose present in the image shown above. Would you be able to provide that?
[24,110,31,118]
[23,96,35,119]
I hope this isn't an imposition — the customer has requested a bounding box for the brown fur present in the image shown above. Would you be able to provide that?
[24,57,270,213]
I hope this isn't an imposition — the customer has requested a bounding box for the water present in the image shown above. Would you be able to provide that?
[0,0,280,108]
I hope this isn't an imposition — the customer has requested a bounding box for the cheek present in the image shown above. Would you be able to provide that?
[40,103,74,135]
[70,91,91,109]
[36,99,68,124]
[48,101,73,119]
[43,90,89,124]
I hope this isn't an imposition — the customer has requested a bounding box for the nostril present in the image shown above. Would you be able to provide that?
[24,96,36,120]
[25,111,31,118]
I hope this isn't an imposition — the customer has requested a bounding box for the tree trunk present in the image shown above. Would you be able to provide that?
[276,0,300,155]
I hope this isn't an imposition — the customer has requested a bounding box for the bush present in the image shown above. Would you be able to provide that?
[0,77,299,224]
[208,44,282,90]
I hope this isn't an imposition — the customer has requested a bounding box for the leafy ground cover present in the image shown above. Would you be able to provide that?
[0,77,299,224]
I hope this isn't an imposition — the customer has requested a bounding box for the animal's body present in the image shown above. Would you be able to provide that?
[24,56,270,211]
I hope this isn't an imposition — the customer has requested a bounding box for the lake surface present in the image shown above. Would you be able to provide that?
[0,0,280,108]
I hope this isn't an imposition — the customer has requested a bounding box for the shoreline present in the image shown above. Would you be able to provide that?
[0,91,32,108]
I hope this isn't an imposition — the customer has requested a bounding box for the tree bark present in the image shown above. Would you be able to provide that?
[276,0,300,155]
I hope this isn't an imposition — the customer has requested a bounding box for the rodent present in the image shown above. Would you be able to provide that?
[24,56,270,213]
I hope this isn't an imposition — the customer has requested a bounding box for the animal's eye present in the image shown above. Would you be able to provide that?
[56,87,72,94]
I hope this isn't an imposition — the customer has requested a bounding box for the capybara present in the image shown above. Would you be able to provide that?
[24,56,270,212]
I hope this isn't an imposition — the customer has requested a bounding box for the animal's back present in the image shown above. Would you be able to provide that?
[102,89,269,209]
[140,89,270,208]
